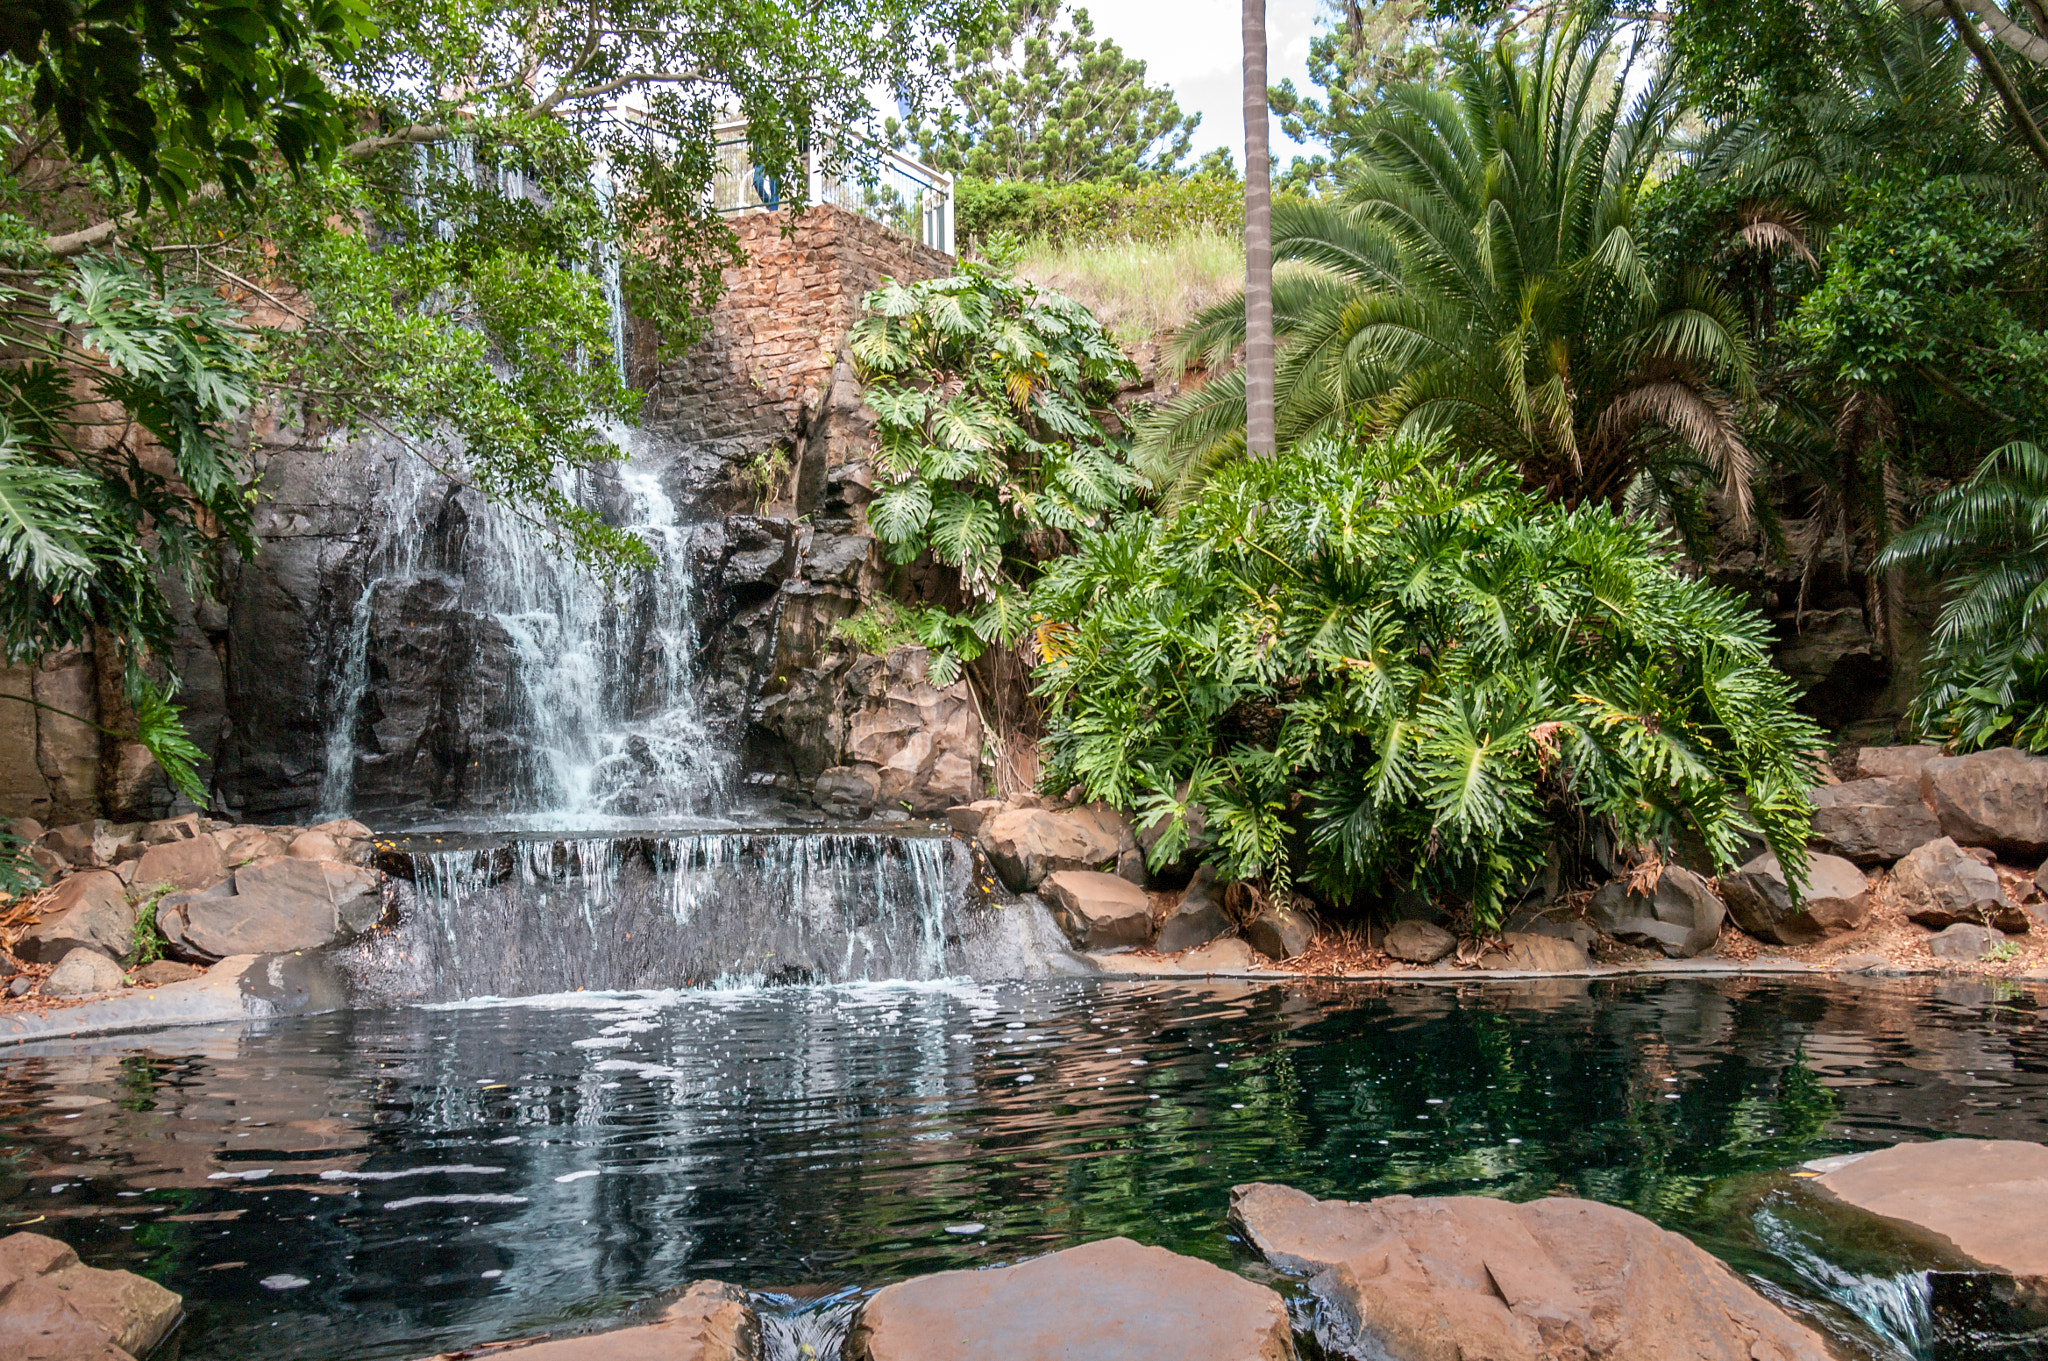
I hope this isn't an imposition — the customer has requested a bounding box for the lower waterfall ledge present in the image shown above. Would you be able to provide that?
[0,952,350,1047]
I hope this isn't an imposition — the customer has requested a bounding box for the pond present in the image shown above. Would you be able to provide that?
[2,975,2043,1360]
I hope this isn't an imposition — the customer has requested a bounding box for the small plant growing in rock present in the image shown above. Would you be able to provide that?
[128,885,175,968]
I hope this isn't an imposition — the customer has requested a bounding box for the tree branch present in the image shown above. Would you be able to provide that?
[343,123,456,157]
[1942,0,2048,177]
[538,69,712,112]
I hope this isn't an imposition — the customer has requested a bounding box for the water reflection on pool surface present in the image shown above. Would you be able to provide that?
[1,975,2043,1359]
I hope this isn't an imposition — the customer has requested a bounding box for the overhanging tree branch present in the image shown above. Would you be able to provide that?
[1940,0,2048,177]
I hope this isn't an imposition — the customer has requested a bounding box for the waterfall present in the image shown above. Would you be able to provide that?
[1752,1204,1932,1357]
[347,833,987,1001]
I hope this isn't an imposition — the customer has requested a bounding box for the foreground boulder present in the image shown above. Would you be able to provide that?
[0,1231,182,1359]
[1722,851,1870,945]
[127,835,228,894]
[1041,871,1154,950]
[164,858,382,962]
[1928,923,2007,962]
[17,872,134,964]
[1229,1183,1828,1361]
[1808,777,1944,864]
[845,1236,1294,1361]
[1891,837,2029,932]
[1243,900,1316,961]
[1813,1140,2048,1283]
[419,1280,759,1360]
[1919,747,2048,856]
[978,807,1124,891]
[1589,867,1724,958]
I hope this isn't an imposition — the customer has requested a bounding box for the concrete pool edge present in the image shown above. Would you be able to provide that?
[0,951,350,1048]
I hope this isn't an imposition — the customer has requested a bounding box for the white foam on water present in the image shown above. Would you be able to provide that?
[382,1194,531,1210]
[318,1166,504,1182]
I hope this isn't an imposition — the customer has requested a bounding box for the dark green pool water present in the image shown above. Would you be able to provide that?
[1,975,2043,1359]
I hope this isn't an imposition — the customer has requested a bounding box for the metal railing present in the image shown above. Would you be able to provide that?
[711,120,955,256]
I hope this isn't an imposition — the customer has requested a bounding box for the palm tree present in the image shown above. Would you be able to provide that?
[1242,0,1275,457]
[1873,439,2048,751]
[1141,18,1759,525]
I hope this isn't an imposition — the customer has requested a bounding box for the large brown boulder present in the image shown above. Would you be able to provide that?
[1892,837,2029,932]
[1041,870,1154,949]
[845,1236,1295,1361]
[1808,777,1943,864]
[978,808,1123,891]
[1722,851,1870,945]
[1229,1183,1829,1361]
[419,1280,760,1360]
[41,948,126,997]
[1855,744,1945,782]
[1243,901,1315,961]
[1589,867,1724,958]
[0,1231,182,1359]
[1919,747,2048,856]
[1813,1140,2048,1283]
[17,871,133,964]
[172,858,382,961]
[128,834,228,894]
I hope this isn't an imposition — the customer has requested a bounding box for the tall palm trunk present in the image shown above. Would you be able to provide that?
[1242,0,1276,456]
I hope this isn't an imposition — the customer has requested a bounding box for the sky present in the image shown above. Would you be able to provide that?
[1077,0,1324,166]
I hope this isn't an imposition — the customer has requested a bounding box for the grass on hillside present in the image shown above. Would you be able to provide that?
[1013,227,1244,349]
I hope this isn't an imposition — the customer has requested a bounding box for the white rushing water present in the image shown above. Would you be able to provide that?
[316,426,733,823]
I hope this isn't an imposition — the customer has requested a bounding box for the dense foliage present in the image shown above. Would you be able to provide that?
[1146,19,1758,548]
[848,265,1137,686]
[954,172,1241,251]
[1875,441,2048,751]
[1034,437,1824,927]
[891,0,1195,184]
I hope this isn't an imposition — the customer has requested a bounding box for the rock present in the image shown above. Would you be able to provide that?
[1242,902,1315,961]
[307,819,374,863]
[1518,916,1599,952]
[1115,847,1147,884]
[6,816,44,844]
[1041,871,1154,950]
[1228,1183,1828,1361]
[42,948,128,996]
[1155,866,1230,953]
[1856,744,1946,781]
[38,820,120,869]
[1179,937,1260,972]
[211,825,289,868]
[840,647,982,814]
[5,975,30,998]
[140,814,201,844]
[1478,932,1591,971]
[1383,919,1455,965]
[128,835,228,894]
[178,859,381,960]
[978,808,1122,891]
[1929,923,2007,962]
[1589,867,1725,958]
[17,872,134,964]
[845,1236,1294,1361]
[1919,747,2048,856]
[943,799,1003,838]
[1808,777,1944,864]
[2038,861,2048,899]
[1814,1140,2048,1282]
[1722,851,1870,945]
[813,765,879,818]
[1893,837,2029,932]
[130,960,203,986]
[428,1279,761,1360]
[0,1230,183,1359]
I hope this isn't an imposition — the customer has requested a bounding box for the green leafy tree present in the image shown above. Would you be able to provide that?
[1270,0,1456,195]
[891,0,1197,183]
[0,0,990,808]
[1033,435,1825,928]
[848,263,1139,686]
[1875,441,2048,751]
[1142,18,1759,547]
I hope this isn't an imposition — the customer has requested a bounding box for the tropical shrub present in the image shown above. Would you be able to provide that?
[848,264,1140,685]
[1033,436,1825,928]
[1875,440,2048,752]
[1142,19,1760,538]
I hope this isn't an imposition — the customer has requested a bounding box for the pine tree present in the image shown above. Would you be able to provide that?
[892,0,1199,183]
